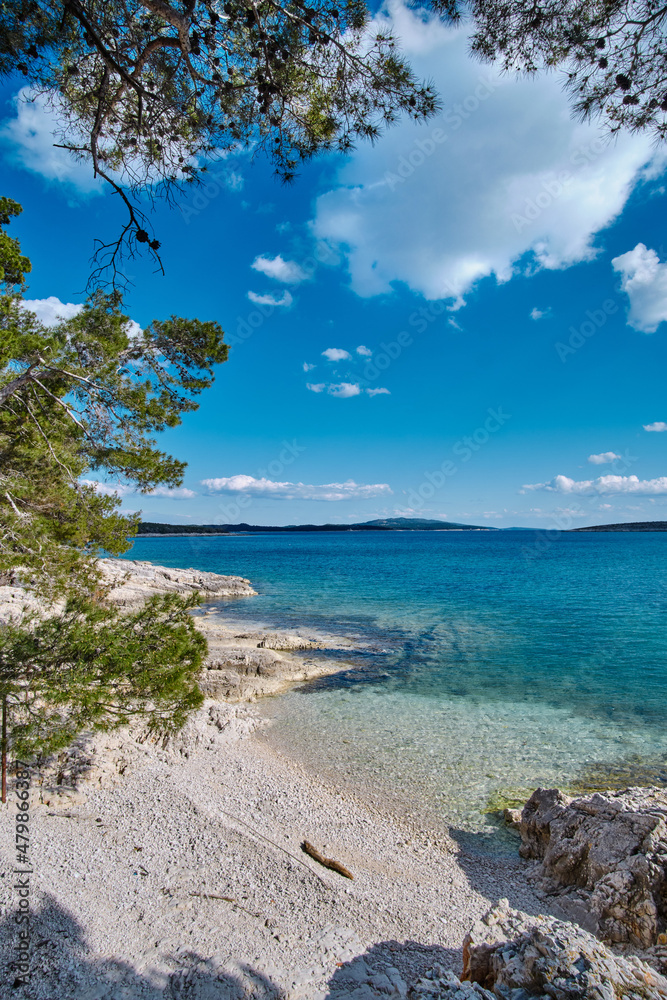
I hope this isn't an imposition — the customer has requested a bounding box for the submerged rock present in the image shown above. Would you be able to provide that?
[517,786,667,948]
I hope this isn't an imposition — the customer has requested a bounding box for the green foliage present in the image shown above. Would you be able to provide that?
[0,197,31,288]
[0,199,224,759]
[0,591,206,760]
[439,0,667,141]
[0,0,438,284]
[0,273,227,594]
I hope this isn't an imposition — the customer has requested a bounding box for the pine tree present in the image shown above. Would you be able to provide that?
[0,200,224,764]
[0,0,438,284]
[436,0,667,142]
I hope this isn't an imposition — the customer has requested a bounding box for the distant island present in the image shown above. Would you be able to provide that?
[572,520,667,532]
[136,516,493,535]
[134,517,667,535]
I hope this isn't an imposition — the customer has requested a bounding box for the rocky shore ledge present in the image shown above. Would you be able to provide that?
[0,558,363,700]
[103,558,359,699]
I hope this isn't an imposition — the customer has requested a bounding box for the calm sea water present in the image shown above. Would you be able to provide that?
[121,531,667,849]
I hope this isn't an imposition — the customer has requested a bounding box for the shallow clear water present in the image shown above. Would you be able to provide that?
[122,531,667,849]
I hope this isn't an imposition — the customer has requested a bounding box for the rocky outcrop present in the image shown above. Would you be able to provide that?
[0,558,255,622]
[409,901,667,998]
[1,557,355,702]
[102,561,351,700]
[198,637,344,700]
[100,557,256,605]
[516,786,667,949]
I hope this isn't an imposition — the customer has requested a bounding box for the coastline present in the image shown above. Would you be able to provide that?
[0,698,550,999]
[3,557,667,995]
[0,556,551,997]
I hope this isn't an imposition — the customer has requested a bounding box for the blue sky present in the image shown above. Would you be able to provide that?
[3,2,667,528]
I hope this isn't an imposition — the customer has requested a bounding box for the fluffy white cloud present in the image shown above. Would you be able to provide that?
[2,88,197,193]
[366,387,390,396]
[200,475,392,500]
[307,381,361,397]
[82,481,134,498]
[21,296,142,340]
[524,474,667,496]
[588,452,622,464]
[251,254,307,284]
[303,362,316,372]
[644,421,667,432]
[1,90,104,194]
[82,481,196,499]
[322,347,351,361]
[312,2,663,303]
[22,296,83,326]
[328,382,361,398]
[149,486,198,499]
[530,307,550,321]
[356,345,373,356]
[612,244,667,333]
[247,290,293,307]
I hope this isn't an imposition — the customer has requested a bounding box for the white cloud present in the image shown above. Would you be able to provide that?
[588,452,622,464]
[225,172,244,192]
[22,296,83,326]
[125,319,143,341]
[82,481,196,499]
[22,296,142,340]
[322,347,351,361]
[1,90,104,194]
[306,381,362,397]
[611,244,667,332]
[312,2,664,304]
[366,387,391,396]
[247,290,293,307]
[530,307,550,320]
[251,254,307,284]
[328,382,361,398]
[303,362,316,372]
[200,475,392,501]
[524,474,667,496]
[644,421,667,432]
[356,345,373,356]
[148,486,197,499]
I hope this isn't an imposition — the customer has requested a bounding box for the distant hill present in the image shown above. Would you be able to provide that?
[136,516,491,535]
[359,517,490,530]
[573,521,667,532]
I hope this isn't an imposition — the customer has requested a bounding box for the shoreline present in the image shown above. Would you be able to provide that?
[0,698,550,999]
[3,557,667,995]
[0,556,552,997]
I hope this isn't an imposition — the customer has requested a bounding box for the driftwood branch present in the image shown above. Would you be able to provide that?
[301,840,353,880]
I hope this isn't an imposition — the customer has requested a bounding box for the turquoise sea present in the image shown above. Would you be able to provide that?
[121,531,667,850]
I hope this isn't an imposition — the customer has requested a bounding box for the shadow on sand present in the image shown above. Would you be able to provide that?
[1,897,465,1000]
